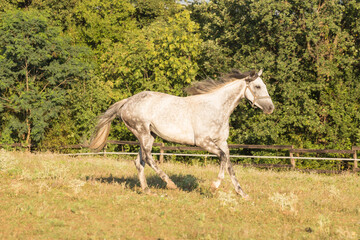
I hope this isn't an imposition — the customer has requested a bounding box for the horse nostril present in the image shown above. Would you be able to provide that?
[268,105,274,113]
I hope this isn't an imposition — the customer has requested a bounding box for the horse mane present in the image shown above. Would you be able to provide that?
[185,69,258,96]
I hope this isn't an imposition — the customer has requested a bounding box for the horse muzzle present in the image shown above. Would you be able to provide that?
[254,98,274,114]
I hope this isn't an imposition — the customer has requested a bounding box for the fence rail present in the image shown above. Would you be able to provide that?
[66,140,359,171]
[0,143,31,149]
[1,141,359,171]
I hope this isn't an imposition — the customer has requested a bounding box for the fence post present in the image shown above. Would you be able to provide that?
[290,146,295,169]
[352,147,358,171]
[159,142,165,164]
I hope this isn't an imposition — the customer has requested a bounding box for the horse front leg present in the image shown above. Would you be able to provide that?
[226,159,249,199]
[218,143,249,199]
[197,138,227,191]
[202,139,249,199]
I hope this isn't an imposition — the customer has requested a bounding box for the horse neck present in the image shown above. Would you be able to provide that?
[211,79,247,116]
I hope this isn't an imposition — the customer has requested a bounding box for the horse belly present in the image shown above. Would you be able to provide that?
[150,113,194,145]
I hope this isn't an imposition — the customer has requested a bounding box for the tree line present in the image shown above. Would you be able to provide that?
[0,0,359,163]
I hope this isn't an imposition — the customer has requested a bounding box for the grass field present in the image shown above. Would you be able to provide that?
[0,150,359,239]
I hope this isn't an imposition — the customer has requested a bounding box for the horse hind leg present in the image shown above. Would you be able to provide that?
[134,151,150,193]
[139,132,177,190]
[146,155,177,190]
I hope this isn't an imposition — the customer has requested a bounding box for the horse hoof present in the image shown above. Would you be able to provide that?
[167,182,177,190]
[242,194,251,201]
[143,188,157,196]
[210,182,219,192]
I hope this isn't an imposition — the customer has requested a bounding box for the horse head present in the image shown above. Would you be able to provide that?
[244,70,274,114]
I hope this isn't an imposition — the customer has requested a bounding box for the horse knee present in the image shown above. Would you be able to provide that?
[134,158,145,170]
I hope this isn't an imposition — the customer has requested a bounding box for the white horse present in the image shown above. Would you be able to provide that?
[89,69,274,198]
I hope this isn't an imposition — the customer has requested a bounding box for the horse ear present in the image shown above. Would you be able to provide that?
[245,70,258,82]
[245,76,252,82]
[244,70,255,82]
[258,69,263,76]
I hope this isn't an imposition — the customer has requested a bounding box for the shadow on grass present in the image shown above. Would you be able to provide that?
[87,174,199,192]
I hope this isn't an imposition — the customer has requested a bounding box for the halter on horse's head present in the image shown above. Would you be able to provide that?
[244,70,274,114]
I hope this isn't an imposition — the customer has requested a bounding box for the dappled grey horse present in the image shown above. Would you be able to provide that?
[89,69,274,198]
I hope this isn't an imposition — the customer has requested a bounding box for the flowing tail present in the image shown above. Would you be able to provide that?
[89,99,128,151]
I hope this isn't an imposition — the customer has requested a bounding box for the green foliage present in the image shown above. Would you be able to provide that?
[40,77,112,150]
[191,0,360,151]
[0,0,79,30]
[133,0,180,28]
[70,0,137,50]
[0,10,93,146]
[103,10,201,99]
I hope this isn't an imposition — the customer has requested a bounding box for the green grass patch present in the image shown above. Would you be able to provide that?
[0,150,359,239]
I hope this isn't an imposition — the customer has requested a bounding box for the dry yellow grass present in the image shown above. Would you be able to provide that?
[0,150,359,239]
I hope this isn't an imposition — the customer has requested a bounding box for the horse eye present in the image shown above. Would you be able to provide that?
[255,85,261,89]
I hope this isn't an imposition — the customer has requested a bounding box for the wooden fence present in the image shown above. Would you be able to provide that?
[63,140,358,171]
[0,143,31,151]
[1,141,359,171]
